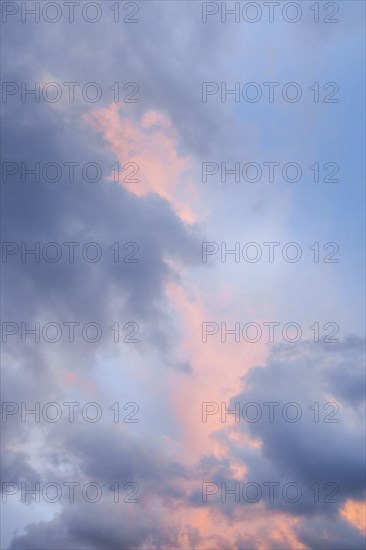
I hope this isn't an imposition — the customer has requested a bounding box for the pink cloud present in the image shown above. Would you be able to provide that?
[340,499,366,535]
[165,280,269,463]
[84,104,198,224]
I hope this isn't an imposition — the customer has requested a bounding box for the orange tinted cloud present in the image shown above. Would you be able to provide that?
[340,498,366,534]
[159,503,307,550]
[85,104,198,224]
[165,279,268,463]
[85,102,306,550]
[160,279,309,548]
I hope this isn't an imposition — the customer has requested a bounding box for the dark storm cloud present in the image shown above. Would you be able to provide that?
[230,338,365,509]
[294,516,366,550]
[8,501,175,550]
[186,338,365,546]
[4,419,192,550]
[0,0,244,159]
[322,337,366,407]
[1,10,204,546]
[203,338,365,513]
[1,99,202,359]
[1,445,41,488]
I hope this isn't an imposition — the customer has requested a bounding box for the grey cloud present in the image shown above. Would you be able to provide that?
[185,339,365,546]
[226,339,365,514]
[295,516,366,550]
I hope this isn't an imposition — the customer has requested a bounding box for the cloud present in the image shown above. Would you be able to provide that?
[85,104,198,224]
[189,338,365,547]
[2,1,365,548]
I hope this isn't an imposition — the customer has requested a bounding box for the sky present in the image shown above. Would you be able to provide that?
[1,1,365,549]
